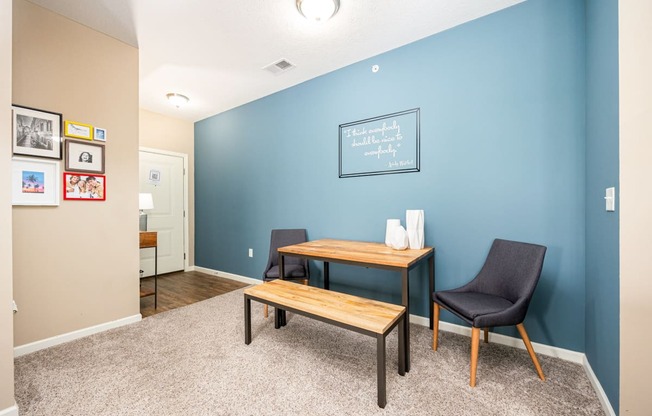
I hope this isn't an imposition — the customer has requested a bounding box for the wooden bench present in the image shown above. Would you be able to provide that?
[243,280,406,408]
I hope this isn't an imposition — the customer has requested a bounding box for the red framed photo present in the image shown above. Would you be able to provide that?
[63,172,106,201]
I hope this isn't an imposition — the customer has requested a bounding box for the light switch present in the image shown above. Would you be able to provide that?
[604,187,615,212]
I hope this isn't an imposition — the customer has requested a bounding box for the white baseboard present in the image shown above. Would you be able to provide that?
[583,356,617,416]
[0,403,18,416]
[14,314,141,358]
[193,266,262,286]
[185,265,196,272]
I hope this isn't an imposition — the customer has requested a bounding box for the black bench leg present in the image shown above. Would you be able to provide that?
[244,297,252,345]
[377,334,387,408]
[398,314,406,376]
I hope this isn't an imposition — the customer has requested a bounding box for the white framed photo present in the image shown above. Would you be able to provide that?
[12,157,60,206]
[94,127,106,142]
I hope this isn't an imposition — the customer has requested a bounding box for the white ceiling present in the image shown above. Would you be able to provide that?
[27,0,523,122]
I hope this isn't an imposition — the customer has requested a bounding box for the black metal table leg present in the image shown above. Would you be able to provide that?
[401,269,410,372]
[429,254,434,330]
[154,246,158,309]
[377,334,387,408]
[279,254,287,326]
[324,261,329,290]
[398,313,406,376]
[244,297,252,344]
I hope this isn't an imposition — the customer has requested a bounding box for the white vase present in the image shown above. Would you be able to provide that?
[385,219,401,247]
[389,225,409,250]
[406,209,424,249]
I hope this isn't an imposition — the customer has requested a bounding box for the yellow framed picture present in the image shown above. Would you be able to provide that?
[64,120,93,140]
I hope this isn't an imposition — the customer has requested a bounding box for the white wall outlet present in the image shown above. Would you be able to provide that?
[248,248,253,258]
[12,300,18,313]
[605,187,616,212]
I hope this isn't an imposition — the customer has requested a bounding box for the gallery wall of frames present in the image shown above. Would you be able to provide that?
[11,104,108,205]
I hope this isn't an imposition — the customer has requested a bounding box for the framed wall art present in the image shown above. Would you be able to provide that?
[93,127,106,142]
[339,108,420,178]
[12,105,62,160]
[63,172,106,201]
[65,140,105,173]
[64,120,93,140]
[11,157,60,206]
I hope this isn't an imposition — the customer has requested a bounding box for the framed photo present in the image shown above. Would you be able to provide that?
[12,105,62,160]
[64,120,93,140]
[65,140,105,173]
[11,157,60,206]
[93,127,106,142]
[339,108,420,178]
[63,172,106,201]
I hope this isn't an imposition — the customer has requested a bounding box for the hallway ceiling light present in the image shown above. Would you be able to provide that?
[166,93,190,108]
[296,0,340,22]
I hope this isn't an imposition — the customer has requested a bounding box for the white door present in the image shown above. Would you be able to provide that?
[139,150,185,276]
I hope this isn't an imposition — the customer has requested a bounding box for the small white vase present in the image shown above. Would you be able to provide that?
[390,225,409,250]
[385,219,401,247]
[406,209,424,249]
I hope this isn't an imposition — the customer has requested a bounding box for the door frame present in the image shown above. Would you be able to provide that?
[139,146,190,271]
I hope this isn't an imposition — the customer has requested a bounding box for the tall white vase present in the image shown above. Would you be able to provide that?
[406,210,424,249]
[385,219,401,247]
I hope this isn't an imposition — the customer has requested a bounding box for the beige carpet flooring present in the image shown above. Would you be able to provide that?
[15,288,604,415]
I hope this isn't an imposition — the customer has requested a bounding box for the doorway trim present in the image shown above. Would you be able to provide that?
[139,146,190,271]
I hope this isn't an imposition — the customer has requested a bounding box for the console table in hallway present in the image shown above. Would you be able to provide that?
[139,231,158,309]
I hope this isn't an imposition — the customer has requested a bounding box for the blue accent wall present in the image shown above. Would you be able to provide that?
[585,0,619,411]
[196,0,587,351]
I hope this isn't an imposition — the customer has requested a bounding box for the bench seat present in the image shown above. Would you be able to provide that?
[243,280,406,408]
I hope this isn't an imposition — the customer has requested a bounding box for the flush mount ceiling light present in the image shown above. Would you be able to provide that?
[296,0,340,22]
[166,93,189,108]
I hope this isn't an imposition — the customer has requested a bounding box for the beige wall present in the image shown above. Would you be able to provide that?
[139,109,195,266]
[0,0,14,411]
[12,0,140,346]
[619,0,652,413]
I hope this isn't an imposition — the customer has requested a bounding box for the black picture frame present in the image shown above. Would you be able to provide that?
[12,104,63,160]
[339,108,420,178]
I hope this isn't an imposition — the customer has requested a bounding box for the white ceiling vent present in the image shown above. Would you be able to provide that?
[263,59,296,75]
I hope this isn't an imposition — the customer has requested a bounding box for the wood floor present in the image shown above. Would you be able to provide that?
[140,270,248,318]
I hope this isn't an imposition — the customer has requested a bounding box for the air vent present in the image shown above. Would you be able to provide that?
[263,59,296,74]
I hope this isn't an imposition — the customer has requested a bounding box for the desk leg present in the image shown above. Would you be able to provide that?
[154,246,158,309]
[377,334,387,408]
[401,269,410,372]
[323,261,330,290]
[398,314,406,376]
[244,297,252,344]
[429,254,434,330]
[279,255,286,327]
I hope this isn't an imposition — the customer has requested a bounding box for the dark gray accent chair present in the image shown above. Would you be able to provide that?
[262,229,310,317]
[432,238,547,387]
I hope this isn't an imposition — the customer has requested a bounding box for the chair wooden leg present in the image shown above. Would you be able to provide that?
[470,327,480,387]
[516,323,545,381]
[302,279,308,286]
[484,327,489,343]
[432,302,440,351]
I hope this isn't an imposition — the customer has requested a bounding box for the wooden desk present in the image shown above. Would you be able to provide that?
[278,238,435,372]
[139,231,158,309]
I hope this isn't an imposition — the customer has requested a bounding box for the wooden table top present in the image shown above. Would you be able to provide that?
[277,238,434,269]
[245,280,405,334]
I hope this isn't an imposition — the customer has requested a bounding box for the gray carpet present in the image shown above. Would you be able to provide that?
[15,288,604,415]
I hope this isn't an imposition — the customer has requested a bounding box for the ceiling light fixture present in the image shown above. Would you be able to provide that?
[296,0,340,22]
[166,93,189,108]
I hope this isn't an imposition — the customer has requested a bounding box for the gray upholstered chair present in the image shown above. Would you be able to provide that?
[262,229,310,317]
[432,238,547,387]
